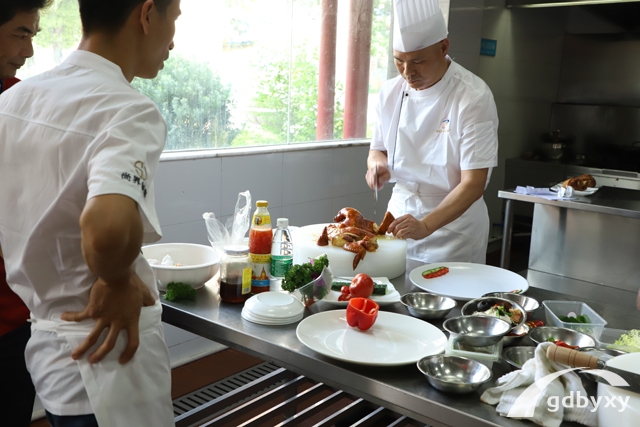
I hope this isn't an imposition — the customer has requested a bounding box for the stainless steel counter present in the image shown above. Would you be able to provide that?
[161,262,640,427]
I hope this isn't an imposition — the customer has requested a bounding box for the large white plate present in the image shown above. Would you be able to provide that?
[409,262,529,301]
[296,310,447,366]
[550,183,599,196]
[322,277,401,307]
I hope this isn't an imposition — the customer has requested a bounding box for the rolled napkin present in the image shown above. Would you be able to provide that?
[514,186,575,200]
[481,342,596,427]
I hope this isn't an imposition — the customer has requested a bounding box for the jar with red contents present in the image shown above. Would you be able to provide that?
[249,200,272,294]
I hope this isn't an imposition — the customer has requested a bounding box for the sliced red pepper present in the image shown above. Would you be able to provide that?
[526,320,545,329]
[554,340,579,349]
[346,297,379,331]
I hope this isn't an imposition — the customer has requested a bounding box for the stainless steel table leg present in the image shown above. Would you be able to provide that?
[500,199,514,270]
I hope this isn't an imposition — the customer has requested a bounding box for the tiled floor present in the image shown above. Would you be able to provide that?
[30,349,263,427]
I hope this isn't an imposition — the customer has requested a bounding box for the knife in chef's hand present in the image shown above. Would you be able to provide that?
[546,345,640,394]
[375,163,378,202]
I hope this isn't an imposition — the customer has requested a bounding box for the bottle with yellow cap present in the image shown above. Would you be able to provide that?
[248,200,272,294]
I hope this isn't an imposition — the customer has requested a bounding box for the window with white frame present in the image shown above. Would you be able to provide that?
[19,0,398,151]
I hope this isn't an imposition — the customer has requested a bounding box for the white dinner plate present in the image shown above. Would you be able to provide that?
[409,262,529,301]
[322,277,401,307]
[296,310,447,366]
[550,183,599,196]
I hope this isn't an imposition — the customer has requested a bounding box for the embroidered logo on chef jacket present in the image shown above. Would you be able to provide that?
[436,119,450,133]
[120,161,149,198]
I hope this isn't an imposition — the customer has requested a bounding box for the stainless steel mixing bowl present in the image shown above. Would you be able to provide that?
[443,315,511,347]
[401,292,456,320]
[503,346,536,371]
[482,292,540,317]
[529,326,596,348]
[417,355,492,394]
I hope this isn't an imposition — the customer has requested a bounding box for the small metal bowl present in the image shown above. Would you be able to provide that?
[417,354,492,394]
[401,292,456,320]
[461,296,527,333]
[482,292,540,317]
[503,346,536,371]
[529,326,596,348]
[503,323,531,347]
[443,315,511,347]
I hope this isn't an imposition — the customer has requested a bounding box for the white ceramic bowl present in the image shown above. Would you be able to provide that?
[244,292,304,319]
[142,243,219,291]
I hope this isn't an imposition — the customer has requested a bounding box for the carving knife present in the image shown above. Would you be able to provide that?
[546,345,640,394]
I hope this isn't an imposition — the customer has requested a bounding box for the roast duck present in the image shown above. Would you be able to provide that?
[561,174,596,191]
[317,208,395,270]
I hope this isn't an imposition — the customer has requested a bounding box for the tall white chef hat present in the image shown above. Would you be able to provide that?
[393,0,448,53]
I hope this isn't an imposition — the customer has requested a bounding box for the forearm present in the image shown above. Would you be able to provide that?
[80,195,143,285]
[421,169,488,233]
[367,149,387,170]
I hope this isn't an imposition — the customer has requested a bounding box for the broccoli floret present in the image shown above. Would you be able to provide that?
[281,254,329,293]
[163,282,197,301]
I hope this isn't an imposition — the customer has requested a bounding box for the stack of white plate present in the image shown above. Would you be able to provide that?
[241,291,304,325]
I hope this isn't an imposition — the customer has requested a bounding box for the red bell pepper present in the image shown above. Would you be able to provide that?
[346,298,379,331]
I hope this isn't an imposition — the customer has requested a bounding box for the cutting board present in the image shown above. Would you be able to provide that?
[292,223,407,279]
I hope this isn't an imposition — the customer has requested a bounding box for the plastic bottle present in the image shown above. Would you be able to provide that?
[249,200,272,294]
[270,218,293,289]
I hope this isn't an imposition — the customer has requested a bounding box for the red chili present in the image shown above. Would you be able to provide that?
[526,320,545,329]
[346,298,379,331]
[554,340,579,349]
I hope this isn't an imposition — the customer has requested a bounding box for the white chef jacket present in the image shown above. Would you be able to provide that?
[0,50,173,425]
[371,59,498,263]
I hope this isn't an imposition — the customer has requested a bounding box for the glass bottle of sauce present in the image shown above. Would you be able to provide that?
[249,200,272,294]
[219,245,251,303]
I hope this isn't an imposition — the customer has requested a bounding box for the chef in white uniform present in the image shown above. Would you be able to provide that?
[366,0,499,264]
[0,1,182,426]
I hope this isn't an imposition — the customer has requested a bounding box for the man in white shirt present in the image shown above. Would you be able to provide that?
[0,1,181,426]
[366,0,498,264]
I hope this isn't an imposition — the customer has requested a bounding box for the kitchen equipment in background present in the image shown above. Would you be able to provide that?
[443,316,511,347]
[503,346,535,371]
[542,300,608,340]
[540,130,575,161]
[417,355,493,394]
[503,323,531,347]
[460,296,528,333]
[483,292,540,318]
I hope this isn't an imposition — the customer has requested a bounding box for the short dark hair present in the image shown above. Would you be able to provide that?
[0,0,53,27]
[79,0,172,35]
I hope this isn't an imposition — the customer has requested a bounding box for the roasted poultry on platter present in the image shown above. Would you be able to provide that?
[317,208,395,270]
[562,174,596,191]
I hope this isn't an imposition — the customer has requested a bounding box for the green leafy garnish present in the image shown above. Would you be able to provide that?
[558,314,591,324]
[282,254,329,293]
[163,282,197,301]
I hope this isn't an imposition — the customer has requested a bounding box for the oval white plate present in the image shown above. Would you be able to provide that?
[409,262,529,301]
[322,277,401,307]
[550,183,599,196]
[296,310,447,366]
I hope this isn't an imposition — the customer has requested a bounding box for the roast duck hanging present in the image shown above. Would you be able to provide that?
[317,208,395,270]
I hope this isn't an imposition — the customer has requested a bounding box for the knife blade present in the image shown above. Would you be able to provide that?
[374,162,378,202]
[546,345,640,394]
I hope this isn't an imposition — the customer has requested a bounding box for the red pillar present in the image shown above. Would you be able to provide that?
[343,0,373,139]
[316,0,338,141]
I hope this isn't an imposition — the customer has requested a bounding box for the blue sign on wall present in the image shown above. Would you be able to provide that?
[480,39,497,57]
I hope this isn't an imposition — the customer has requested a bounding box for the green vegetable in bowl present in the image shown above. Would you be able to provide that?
[608,329,640,352]
[558,314,591,324]
[282,254,329,293]
[163,282,197,301]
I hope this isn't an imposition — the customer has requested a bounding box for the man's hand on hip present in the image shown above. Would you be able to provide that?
[61,273,156,364]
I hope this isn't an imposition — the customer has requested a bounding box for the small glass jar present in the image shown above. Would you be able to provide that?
[219,245,251,303]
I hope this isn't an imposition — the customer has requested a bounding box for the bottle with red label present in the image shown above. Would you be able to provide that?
[249,200,272,294]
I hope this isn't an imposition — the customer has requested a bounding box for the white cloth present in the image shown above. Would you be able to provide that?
[514,186,576,200]
[371,60,498,264]
[0,50,172,423]
[393,0,448,52]
[481,343,597,427]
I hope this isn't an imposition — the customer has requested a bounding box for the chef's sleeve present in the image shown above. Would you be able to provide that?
[370,89,386,152]
[85,100,166,243]
[459,91,499,171]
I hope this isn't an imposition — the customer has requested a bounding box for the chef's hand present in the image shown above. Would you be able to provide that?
[365,162,391,190]
[61,273,156,364]
[388,214,432,240]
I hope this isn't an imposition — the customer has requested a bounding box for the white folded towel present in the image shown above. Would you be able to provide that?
[481,342,597,427]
